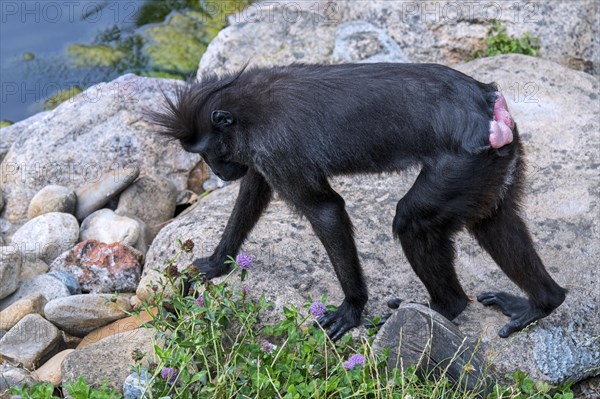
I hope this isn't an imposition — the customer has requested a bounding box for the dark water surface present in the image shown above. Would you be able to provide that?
[0,1,166,122]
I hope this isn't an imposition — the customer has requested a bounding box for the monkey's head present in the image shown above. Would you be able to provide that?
[147,82,249,182]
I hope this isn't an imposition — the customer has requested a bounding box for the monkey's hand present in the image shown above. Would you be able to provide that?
[477,292,550,338]
[316,300,362,342]
[191,256,231,280]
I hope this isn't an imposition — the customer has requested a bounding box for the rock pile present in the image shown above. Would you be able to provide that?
[0,1,598,396]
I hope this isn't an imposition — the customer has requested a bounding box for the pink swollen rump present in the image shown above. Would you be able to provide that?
[489,92,514,149]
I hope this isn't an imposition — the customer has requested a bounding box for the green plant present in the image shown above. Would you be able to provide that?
[473,20,540,58]
[10,377,121,399]
[133,241,575,399]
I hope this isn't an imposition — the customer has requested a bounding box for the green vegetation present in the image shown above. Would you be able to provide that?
[473,21,540,58]
[11,241,575,398]
[10,377,120,399]
[43,87,83,111]
[0,120,13,129]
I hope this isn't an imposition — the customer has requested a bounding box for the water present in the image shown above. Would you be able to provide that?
[0,0,193,123]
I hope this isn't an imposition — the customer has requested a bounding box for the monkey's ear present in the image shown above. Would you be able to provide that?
[211,110,234,128]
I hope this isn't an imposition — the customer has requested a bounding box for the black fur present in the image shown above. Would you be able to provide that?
[148,63,566,341]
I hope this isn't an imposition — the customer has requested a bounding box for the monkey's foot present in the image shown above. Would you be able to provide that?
[316,301,362,342]
[191,257,230,280]
[477,292,548,338]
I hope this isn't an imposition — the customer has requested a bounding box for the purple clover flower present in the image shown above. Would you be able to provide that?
[343,354,365,370]
[309,301,326,318]
[236,253,253,270]
[160,367,178,385]
[261,340,276,353]
[195,294,205,306]
[242,283,250,295]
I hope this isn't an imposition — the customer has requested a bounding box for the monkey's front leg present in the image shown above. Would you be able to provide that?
[193,170,272,279]
[294,184,368,341]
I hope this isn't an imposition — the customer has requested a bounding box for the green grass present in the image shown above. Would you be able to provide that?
[11,241,575,398]
[473,20,540,59]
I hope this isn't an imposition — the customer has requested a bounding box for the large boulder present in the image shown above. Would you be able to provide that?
[147,55,599,385]
[0,74,200,236]
[197,3,337,78]
[337,0,599,76]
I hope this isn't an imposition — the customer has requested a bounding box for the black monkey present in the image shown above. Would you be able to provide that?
[149,63,566,341]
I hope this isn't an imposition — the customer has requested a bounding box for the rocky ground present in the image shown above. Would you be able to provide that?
[1,0,598,397]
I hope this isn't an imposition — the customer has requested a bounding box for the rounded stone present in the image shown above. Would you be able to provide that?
[50,240,143,294]
[115,176,177,239]
[44,294,132,337]
[27,185,77,219]
[0,273,70,311]
[80,208,141,248]
[10,212,79,265]
[47,270,82,295]
[123,368,152,399]
[0,245,21,299]
[18,258,49,281]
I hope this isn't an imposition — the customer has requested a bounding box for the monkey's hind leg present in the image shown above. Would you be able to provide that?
[393,162,473,321]
[469,197,566,337]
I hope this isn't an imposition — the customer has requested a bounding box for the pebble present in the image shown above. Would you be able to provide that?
[80,209,141,248]
[0,245,21,299]
[27,185,77,219]
[116,175,177,239]
[0,314,61,369]
[75,166,139,221]
[0,274,70,311]
[10,212,79,265]
[47,270,82,295]
[123,368,152,399]
[0,364,36,391]
[44,294,132,337]
[0,293,47,331]
[18,258,49,281]
[33,349,75,386]
[50,240,143,293]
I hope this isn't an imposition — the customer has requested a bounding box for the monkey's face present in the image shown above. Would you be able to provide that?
[179,109,249,182]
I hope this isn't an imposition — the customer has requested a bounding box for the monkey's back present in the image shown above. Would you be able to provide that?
[215,63,501,176]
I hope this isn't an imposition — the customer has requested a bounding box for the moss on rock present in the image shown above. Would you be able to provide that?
[67,44,126,67]
[44,87,83,110]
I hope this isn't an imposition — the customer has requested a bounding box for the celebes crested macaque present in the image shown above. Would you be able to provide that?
[149,63,566,341]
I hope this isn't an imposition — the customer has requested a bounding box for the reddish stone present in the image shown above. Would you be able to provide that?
[52,240,143,293]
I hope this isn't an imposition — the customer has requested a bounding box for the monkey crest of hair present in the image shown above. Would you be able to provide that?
[489,92,514,149]
[148,63,566,342]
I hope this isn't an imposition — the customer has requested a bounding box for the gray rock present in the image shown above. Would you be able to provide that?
[62,328,154,392]
[149,55,599,385]
[0,245,21,299]
[75,167,139,221]
[0,74,201,236]
[18,258,49,281]
[44,294,132,337]
[0,293,47,331]
[116,176,177,239]
[0,314,61,369]
[332,21,409,64]
[27,185,77,219]
[10,212,79,264]
[123,368,151,399]
[373,303,494,393]
[47,271,82,295]
[337,0,599,76]
[0,274,71,311]
[197,3,337,79]
[80,208,141,247]
[0,364,36,392]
